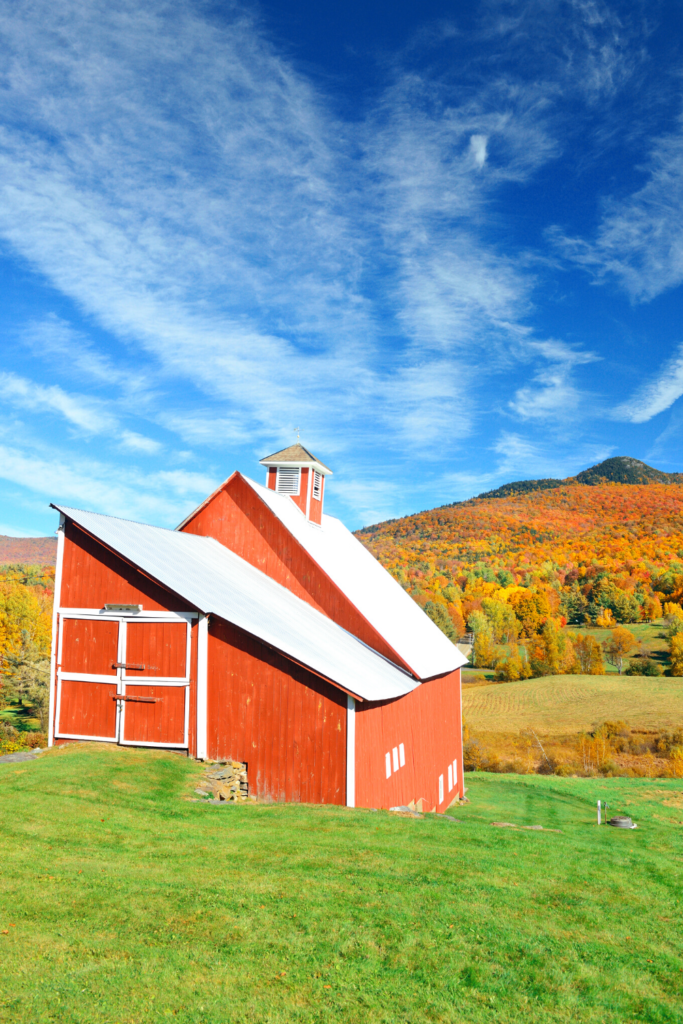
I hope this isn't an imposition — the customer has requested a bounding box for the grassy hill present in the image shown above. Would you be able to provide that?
[2,743,683,1023]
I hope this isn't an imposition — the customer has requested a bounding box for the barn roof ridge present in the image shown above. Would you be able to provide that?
[53,503,430,702]
[240,476,464,680]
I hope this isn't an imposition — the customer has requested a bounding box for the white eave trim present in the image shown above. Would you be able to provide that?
[259,459,332,476]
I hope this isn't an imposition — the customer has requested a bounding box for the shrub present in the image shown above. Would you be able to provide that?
[625,657,663,676]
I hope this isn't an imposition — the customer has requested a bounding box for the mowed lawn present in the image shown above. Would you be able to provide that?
[1,745,683,1024]
[463,674,683,733]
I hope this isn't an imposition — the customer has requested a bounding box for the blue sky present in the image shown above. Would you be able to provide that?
[0,0,682,535]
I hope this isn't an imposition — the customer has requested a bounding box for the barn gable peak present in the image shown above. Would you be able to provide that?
[259,443,332,525]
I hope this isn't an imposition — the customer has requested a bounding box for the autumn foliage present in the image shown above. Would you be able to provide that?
[0,564,54,744]
[357,482,683,675]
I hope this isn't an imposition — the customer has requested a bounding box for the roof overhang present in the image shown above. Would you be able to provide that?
[260,458,332,476]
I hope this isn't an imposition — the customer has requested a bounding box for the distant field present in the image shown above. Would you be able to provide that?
[463,674,683,733]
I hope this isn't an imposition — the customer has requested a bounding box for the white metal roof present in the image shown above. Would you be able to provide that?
[53,505,422,702]
[240,477,467,679]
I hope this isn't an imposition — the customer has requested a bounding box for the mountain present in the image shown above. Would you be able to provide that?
[0,535,57,565]
[355,460,683,640]
[470,457,683,503]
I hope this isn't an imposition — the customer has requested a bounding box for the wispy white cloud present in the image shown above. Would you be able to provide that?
[552,118,683,302]
[0,0,569,464]
[614,344,683,423]
[119,430,162,454]
[21,315,155,396]
[508,339,599,421]
[0,441,217,527]
[0,371,117,433]
[493,430,613,480]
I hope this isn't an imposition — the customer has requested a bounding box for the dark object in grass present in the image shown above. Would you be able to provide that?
[607,816,637,829]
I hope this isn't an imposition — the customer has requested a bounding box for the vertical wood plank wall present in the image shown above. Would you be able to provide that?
[180,475,413,672]
[56,522,200,755]
[354,670,462,810]
[308,474,324,526]
[207,618,347,804]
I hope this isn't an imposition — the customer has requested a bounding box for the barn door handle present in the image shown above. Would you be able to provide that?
[113,695,160,703]
[113,662,145,670]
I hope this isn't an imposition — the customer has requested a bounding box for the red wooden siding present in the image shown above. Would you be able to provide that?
[309,473,324,526]
[354,669,462,811]
[126,621,187,677]
[180,474,413,672]
[121,685,186,745]
[291,466,309,516]
[207,617,347,804]
[61,520,189,612]
[58,679,118,739]
[61,618,118,675]
[267,467,277,489]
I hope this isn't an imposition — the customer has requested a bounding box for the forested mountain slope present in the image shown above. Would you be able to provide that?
[0,535,57,564]
[355,459,683,674]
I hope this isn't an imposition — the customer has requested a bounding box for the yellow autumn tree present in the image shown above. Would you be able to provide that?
[670,635,683,677]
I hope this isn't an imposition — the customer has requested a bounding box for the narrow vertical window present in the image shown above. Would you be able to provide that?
[276,467,300,495]
[312,470,322,500]
[452,759,458,786]
[392,747,399,772]
[438,774,444,805]
[399,743,405,767]
[448,765,453,792]
[385,752,392,779]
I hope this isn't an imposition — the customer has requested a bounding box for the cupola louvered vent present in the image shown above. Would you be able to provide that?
[276,467,300,495]
[312,470,322,500]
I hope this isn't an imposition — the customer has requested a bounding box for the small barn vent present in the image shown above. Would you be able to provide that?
[277,467,300,495]
[312,470,322,500]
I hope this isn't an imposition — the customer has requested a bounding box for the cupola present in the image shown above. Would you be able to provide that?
[260,443,332,525]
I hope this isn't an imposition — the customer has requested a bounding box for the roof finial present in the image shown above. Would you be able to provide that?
[294,426,300,441]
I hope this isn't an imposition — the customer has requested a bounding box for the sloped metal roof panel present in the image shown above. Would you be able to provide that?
[241,477,467,679]
[54,505,421,702]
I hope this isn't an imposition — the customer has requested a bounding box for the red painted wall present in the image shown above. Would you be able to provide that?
[180,474,413,672]
[291,466,309,516]
[57,520,199,755]
[354,669,462,810]
[309,473,324,526]
[207,618,347,804]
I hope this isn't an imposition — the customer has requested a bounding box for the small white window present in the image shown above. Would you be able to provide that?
[312,470,322,500]
[392,747,399,772]
[385,752,392,779]
[448,765,453,792]
[276,467,300,495]
[399,743,405,767]
[439,774,444,805]
[452,759,458,786]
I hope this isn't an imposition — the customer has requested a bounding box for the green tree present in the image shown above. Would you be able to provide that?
[424,601,456,642]
[481,598,519,644]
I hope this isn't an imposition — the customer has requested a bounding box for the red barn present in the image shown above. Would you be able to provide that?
[48,444,466,810]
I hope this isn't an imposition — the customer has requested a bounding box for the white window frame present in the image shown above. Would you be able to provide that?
[312,470,322,500]
[276,466,301,496]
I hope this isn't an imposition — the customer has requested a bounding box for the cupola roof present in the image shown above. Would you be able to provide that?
[259,443,332,475]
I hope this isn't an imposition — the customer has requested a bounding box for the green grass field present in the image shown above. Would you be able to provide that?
[463,673,683,734]
[2,744,683,1023]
